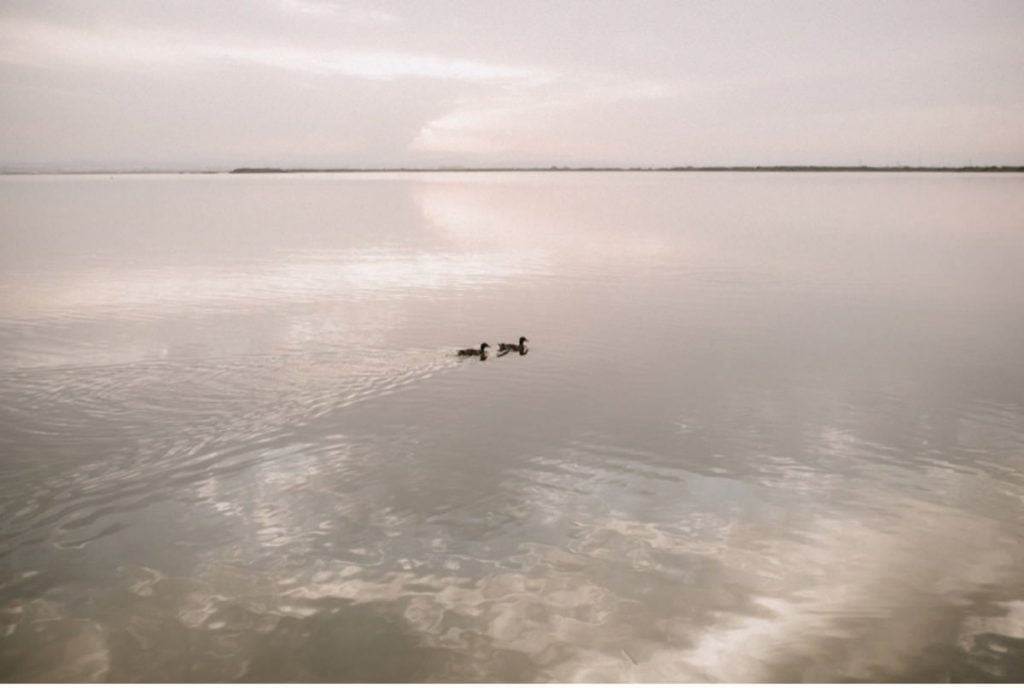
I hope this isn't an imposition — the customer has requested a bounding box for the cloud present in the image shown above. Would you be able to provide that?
[1,0,1021,168]
[277,0,399,24]
[410,76,682,156]
[0,15,548,83]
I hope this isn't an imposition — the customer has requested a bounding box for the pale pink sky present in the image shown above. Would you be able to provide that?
[1,0,1022,170]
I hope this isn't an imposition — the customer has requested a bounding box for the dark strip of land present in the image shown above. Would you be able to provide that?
[3,165,1023,175]
[231,165,1024,174]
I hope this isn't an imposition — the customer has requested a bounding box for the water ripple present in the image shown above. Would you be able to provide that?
[0,346,459,555]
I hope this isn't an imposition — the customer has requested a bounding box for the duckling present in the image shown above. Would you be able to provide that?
[457,342,490,359]
[497,336,529,355]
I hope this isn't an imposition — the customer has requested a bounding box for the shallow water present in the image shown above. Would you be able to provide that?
[1,171,1023,681]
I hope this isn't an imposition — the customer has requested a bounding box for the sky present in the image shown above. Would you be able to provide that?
[1,0,1022,170]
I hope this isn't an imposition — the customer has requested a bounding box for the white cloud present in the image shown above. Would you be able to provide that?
[0,16,547,83]
[411,76,682,156]
[1,1,1021,168]
[278,0,399,23]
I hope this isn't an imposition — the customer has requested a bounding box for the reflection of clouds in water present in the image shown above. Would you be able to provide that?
[414,178,672,269]
[192,436,372,554]
[277,548,620,680]
[192,437,714,678]
[4,175,1024,681]
[0,598,111,682]
[957,600,1024,680]
[284,458,1020,680]
[222,425,1021,680]
[2,250,537,319]
[6,437,1021,681]
[414,172,1024,303]
[343,252,522,290]
[4,341,1022,682]
[660,507,1024,682]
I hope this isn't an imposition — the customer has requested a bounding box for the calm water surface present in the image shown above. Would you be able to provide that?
[1,172,1023,681]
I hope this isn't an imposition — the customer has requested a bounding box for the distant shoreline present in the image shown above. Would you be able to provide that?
[230,165,1024,174]
[2,165,1023,176]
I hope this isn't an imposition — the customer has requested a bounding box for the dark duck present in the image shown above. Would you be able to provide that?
[497,336,529,356]
[457,342,490,359]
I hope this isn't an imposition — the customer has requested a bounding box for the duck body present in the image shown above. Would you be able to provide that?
[497,336,529,355]
[457,342,490,359]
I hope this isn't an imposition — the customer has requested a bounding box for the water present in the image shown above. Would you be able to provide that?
[1,172,1022,681]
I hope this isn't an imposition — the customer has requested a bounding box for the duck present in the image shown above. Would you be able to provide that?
[457,342,490,359]
[497,336,529,356]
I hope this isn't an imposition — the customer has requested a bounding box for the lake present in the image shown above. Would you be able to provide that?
[1,172,1022,681]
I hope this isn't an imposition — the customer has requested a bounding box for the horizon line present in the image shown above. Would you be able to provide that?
[2,164,1024,176]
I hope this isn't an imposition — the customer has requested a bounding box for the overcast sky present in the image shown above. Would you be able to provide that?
[1,0,1022,170]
